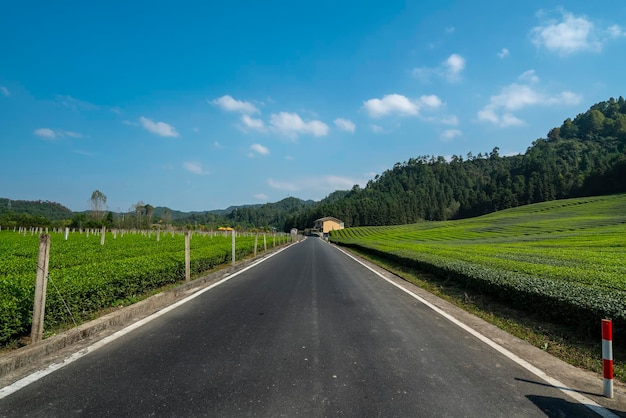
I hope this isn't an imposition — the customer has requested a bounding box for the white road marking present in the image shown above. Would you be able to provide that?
[335,246,617,418]
[0,244,294,400]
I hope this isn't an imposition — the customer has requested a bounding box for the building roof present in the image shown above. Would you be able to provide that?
[314,216,343,224]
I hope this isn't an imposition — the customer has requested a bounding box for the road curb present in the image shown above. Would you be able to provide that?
[0,247,285,382]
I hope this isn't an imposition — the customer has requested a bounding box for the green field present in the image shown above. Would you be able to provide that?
[330,194,626,329]
[0,229,287,346]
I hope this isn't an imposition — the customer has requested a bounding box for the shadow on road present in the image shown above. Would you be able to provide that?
[515,377,600,397]
[526,394,626,418]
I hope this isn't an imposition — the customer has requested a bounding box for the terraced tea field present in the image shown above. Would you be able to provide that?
[0,230,285,346]
[330,194,626,328]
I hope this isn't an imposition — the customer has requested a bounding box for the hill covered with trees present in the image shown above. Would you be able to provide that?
[0,198,73,227]
[284,97,626,230]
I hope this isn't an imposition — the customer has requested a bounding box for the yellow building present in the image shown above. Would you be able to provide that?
[313,217,345,233]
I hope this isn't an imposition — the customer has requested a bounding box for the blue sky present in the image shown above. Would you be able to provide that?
[2,1,625,212]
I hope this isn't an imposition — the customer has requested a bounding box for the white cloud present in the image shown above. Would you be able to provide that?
[255,193,269,201]
[210,95,259,114]
[607,25,626,38]
[444,54,465,82]
[268,175,366,198]
[55,95,99,111]
[477,108,500,125]
[241,114,266,131]
[370,124,384,133]
[34,128,56,139]
[419,95,443,109]
[530,11,624,55]
[62,130,83,138]
[441,129,462,141]
[498,48,510,58]
[213,141,223,148]
[139,116,179,137]
[363,94,443,118]
[413,53,466,83]
[500,113,525,127]
[183,161,209,175]
[34,128,85,140]
[334,118,356,133]
[268,178,300,192]
[249,143,270,156]
[477,70,580,127]
[269,112,329,139]
[440,115,459,126]
[0,86,10,97]
[363,94,419,118]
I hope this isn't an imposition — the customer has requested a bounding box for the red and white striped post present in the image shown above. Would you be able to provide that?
[602,319,614,398]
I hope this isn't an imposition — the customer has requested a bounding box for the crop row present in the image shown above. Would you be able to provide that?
[0,230,288,345]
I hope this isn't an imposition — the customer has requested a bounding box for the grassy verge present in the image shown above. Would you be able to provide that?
[348,248,624,383]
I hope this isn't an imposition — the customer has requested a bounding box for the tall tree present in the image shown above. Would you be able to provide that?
[133,201,145,229]
[145,204,154,228]
[89,190,107,221]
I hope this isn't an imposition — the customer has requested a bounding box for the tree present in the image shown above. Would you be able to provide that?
[145,204,154,228]
[162,209,172,229]
[133,201,145,229]
[89,190,107,221]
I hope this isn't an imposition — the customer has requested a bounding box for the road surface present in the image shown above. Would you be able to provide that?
[0,237,606,417]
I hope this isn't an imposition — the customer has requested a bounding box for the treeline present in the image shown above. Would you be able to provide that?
[0,195,314,232]
[283,97,626,230]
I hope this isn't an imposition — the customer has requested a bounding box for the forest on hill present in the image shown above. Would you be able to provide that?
[0,198,73,226]
[284,97,626,230]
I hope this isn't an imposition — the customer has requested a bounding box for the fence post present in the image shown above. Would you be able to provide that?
[185,231,191,281]
[264,234,267,251]
[602,319,614,398]
[254,234,258,257]
[31,234,51,344]
[100,226,106,245]
[232,229,236,265]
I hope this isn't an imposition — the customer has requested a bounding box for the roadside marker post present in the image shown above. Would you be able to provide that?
[602,319,614,398]
[232,229,236,265]
[185,232,191,282]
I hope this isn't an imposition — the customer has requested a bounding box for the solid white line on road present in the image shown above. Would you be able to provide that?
[0,244,296,400]
[335,246,618,418]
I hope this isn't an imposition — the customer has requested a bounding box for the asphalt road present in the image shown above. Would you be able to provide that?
[0,237,603,417]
